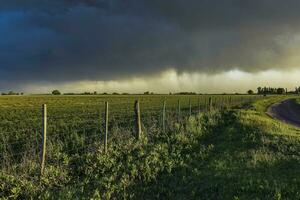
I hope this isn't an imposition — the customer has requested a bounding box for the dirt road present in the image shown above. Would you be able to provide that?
[267,98,300,128]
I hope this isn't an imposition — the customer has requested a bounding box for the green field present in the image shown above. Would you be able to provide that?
[1,94,300,199]
[0,94,258,175]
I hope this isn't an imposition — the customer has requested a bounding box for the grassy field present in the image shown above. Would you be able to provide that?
[0,95,258,176]
[0,94,258,132]
[1,94,299,199]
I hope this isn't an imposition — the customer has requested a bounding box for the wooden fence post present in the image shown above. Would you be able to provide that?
[189,99,192,117]
[177,100,181,122]
[198,98,201,114]
[104,102,108,153]
[134,100,142,140]
[40,104,47,177]
[162,101,166,132]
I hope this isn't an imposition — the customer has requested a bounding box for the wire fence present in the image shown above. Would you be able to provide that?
[0,95,263,178]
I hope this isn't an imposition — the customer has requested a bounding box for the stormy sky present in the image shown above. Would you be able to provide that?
[1,0,300,93]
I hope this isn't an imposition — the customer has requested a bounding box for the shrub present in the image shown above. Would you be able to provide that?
[247,90,254,95]
[52,90,61,95]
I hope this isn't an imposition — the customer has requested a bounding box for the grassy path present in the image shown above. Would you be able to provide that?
[127,96,300,199]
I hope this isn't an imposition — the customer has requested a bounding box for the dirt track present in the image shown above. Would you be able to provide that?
[267,99,300,128]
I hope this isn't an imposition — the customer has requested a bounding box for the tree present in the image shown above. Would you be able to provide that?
[276,88,285,94]
[1,91,19,95]
[247,90,254,95]
[52,90,61,95]
[257,87,262,94]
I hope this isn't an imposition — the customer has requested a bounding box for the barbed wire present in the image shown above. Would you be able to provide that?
[48,113,100,120]
[0,107,233,138]
[0,106,41,109]
[0,96,263,177]
[1,139,37,147]
[0,96,261,109]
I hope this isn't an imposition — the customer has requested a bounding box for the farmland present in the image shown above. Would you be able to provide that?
[0,94,300,199]
[0,94,258,175]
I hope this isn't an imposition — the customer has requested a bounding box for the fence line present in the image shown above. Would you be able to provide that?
[0,95,263,178]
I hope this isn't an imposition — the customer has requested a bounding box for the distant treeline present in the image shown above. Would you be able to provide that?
[56,90,200,95]
[63,92,130,95]
[2,88,300,96]
[61,91,200,95]
[294,87,300,94]
[257,86,300,95]
[173,92,197,95]
[1,91,23,95]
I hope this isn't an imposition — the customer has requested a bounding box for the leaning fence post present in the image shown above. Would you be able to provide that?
[177,100,181,122]
[134,100,142,140]
[162,100,166,132]
[40,104,47,177]
[104,102,108,153]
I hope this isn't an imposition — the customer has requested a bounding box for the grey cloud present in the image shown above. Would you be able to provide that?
[1,0,300,89]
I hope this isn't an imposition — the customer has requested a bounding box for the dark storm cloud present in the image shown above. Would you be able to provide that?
[1,0,300,88]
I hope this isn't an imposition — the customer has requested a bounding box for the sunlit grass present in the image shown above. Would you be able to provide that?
[0,95,299,199]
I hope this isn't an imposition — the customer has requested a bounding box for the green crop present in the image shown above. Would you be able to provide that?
[6,94,300,199]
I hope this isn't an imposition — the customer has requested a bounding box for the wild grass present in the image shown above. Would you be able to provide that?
[0,95,299,199]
